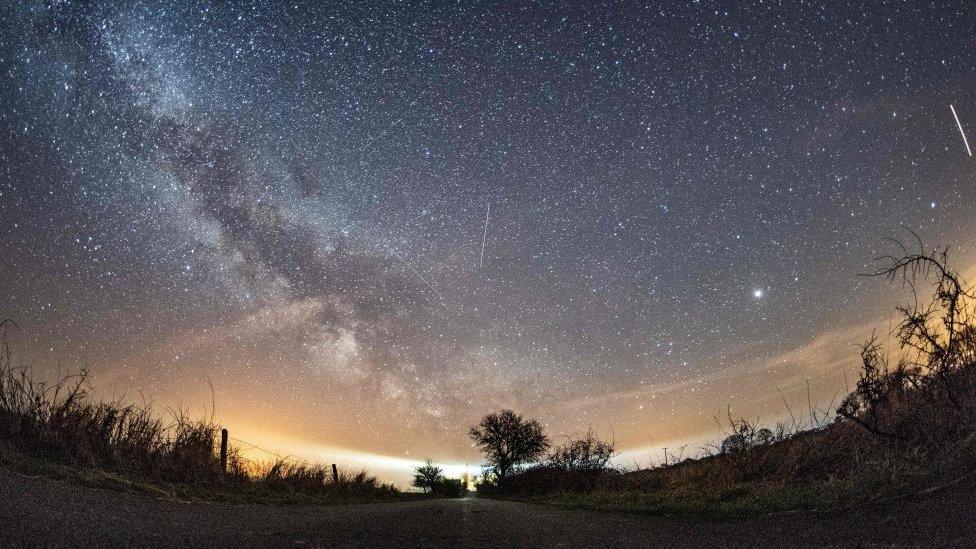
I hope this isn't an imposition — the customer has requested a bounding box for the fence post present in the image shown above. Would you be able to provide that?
[220,428,228,475]
[332,463,339,484]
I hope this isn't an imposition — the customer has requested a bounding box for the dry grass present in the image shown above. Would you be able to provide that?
[493,415,952,517]
[490,241,976,516]
[0,319,399,503]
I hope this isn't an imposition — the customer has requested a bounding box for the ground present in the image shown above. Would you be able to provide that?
[1,470,974,548]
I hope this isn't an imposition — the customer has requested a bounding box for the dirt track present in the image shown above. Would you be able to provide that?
[1,470,974,548]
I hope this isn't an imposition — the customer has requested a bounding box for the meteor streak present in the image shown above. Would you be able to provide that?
[950,104,972,157]
[479,202,490,269]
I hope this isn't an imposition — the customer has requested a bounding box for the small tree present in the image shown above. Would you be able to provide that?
[412,459,443,493]
[469,409,550,480]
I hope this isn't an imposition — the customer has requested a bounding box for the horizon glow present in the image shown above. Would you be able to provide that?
[3,2,976,484]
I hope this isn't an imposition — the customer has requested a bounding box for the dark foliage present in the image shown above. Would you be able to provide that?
[412,459,443,493]
[431,477,466,497]
[0,319,395,499]
[469,409,550,480]
[482,240,976,513]
[547,430,616,472]
[837,238,976,446]
[484,430,618,495]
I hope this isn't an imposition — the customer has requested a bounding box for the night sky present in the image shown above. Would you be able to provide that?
[2,2,976,478]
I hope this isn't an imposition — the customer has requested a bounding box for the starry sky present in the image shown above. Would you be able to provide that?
[2,1,976,479]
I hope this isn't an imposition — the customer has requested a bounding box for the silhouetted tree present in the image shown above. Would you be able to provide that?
[469,410,550,480]
[412,459,443,493]
[547,430,615,471]
[838,235,976,440]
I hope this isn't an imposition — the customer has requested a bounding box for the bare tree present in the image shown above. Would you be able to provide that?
[868,236,973,406]
[469,410,550,480]
[839,235,975,439]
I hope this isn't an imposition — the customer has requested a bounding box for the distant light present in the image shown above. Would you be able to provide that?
[931,202,936,209]
[753,289,763,298]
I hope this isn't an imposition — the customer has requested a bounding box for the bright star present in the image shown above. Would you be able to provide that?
[753,289,763,298]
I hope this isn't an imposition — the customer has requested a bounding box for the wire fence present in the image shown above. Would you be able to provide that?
[220,432,342,482]
[229,436,293,462]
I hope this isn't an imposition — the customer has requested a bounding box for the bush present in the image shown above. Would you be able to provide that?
[503,465,620,495]
[431,477,466,497]
[547,430,615,472]
[491,431,618,495]
[719,417,782,456]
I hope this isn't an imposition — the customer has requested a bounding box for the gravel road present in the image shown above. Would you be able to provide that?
[1,470,974,548]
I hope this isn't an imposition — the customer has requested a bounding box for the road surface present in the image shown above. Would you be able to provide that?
[1,470,974,547]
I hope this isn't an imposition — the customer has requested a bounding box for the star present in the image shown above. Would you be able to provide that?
[1,0,973,482]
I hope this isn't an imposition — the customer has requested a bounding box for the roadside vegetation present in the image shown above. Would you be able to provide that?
[5,238,975,514]
[0,318,409,504]
[411,459,466,497]
[471,239,976,517]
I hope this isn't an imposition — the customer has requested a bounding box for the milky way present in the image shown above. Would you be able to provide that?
[2,2,976,472]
